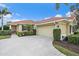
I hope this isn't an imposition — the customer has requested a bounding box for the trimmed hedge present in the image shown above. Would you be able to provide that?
[68,34,79,45]
[16,30,36,37]
[0,30,12,35]
[53,28,61,41]
[33,29,36,35]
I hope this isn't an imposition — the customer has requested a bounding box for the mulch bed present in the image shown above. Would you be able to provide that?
[53,41,79,54]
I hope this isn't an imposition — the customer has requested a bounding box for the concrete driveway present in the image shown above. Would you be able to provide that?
[0,34,64,56]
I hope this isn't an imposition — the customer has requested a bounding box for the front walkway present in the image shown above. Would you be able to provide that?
[0,34,64,56]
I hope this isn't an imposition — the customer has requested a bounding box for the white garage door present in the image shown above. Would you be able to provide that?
[37,25,53,38]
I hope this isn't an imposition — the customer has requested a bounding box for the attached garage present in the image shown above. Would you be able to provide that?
[36,20,71,39]
[36,23,54,38]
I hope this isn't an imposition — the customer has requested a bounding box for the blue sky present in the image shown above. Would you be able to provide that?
[0,3,73,22]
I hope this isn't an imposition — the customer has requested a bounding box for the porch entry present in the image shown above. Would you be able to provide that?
[11,25,17,33]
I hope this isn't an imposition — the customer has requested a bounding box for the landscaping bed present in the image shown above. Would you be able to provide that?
[0,30,12,40]
[68,34,79,45]
[16,29,36,37]
[53,41,79,56]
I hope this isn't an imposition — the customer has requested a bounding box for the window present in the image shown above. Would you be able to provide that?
[70,25,74,34]
[22,25,28,31]
[22,24,33,31]
[70,25,71,34]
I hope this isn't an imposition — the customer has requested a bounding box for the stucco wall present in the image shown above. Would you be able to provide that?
[17,24,22,32]
[36,21,71,40]
[59,22,68,36]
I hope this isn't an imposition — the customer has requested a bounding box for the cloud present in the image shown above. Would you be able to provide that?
[15,13,21,17]
[12,13,21,17]
[0,18,22,26]
[44,17,51,19]
[55,14,63,17]
[10,19,21,22]
[0,4,7,8]
[0,14,12,26]
[66,11,71,17]
[4,14,12,18]
[0,14,22,26]
[3,13,21,22]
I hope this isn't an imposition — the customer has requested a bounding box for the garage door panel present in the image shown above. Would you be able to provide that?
[37,26,53,38]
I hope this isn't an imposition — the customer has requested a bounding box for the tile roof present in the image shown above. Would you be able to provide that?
[10,16,75,25]
[36,16,75,24]
[11,20,35,25]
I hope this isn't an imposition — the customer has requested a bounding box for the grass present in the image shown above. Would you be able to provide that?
[0,35,10,40]
[54,43,79,56]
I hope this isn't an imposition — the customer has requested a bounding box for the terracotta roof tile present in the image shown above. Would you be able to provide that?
[36,16,75,24]
[11,20,35,25]
[10,16,75,25]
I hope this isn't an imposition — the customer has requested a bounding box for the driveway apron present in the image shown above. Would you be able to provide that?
[0,34,64,56]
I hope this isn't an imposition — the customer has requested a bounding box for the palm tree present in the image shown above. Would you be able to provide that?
[55,3,79,10]
[55,3,69,10]
[0,8,11,31]
[55,3,79,29]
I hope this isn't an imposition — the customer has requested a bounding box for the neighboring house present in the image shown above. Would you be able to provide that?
[9,16,76,40]
[9,20,35,32]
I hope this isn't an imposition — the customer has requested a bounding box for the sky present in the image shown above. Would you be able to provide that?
[0,3,74,25]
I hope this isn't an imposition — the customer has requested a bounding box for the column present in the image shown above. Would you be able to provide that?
[18,24,22,32]
[9,25,12,30]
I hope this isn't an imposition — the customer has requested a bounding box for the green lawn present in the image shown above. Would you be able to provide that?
[0,35,10,40]
[54,43,79,56]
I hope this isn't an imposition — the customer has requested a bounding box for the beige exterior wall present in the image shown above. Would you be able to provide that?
[36,20,72,40]
[58,21,70,40]
[17,24,22,32]
[58,22,69,36]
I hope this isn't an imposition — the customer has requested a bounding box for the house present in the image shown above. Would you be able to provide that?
[9,16,76,40]
[35,16,76,40]
[9,20,35,32]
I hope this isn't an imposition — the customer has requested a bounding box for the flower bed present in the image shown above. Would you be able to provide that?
[53,41,79,56]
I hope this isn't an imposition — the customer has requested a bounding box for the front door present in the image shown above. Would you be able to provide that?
[11,25,17,33]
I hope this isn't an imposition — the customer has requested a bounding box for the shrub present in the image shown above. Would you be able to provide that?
[74,29,79,34]
[74,31,79,34]
[3,25,9,30]
[53,28,61,41]
[0,25,9,30]
[16,32,21,36]
[0,30,12,35]
[16,30,35,37]
[33,29,36,35]
[68,34,79,45]
[27,31,33,35]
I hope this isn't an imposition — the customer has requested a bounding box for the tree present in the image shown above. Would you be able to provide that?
[55,3,79,29]
[0,8,11,31]
[55,3,68,10]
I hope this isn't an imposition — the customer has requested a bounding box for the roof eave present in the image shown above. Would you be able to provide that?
[35,19,71,26]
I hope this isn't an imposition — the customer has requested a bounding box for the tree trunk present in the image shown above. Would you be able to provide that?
[1,15,3,31]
